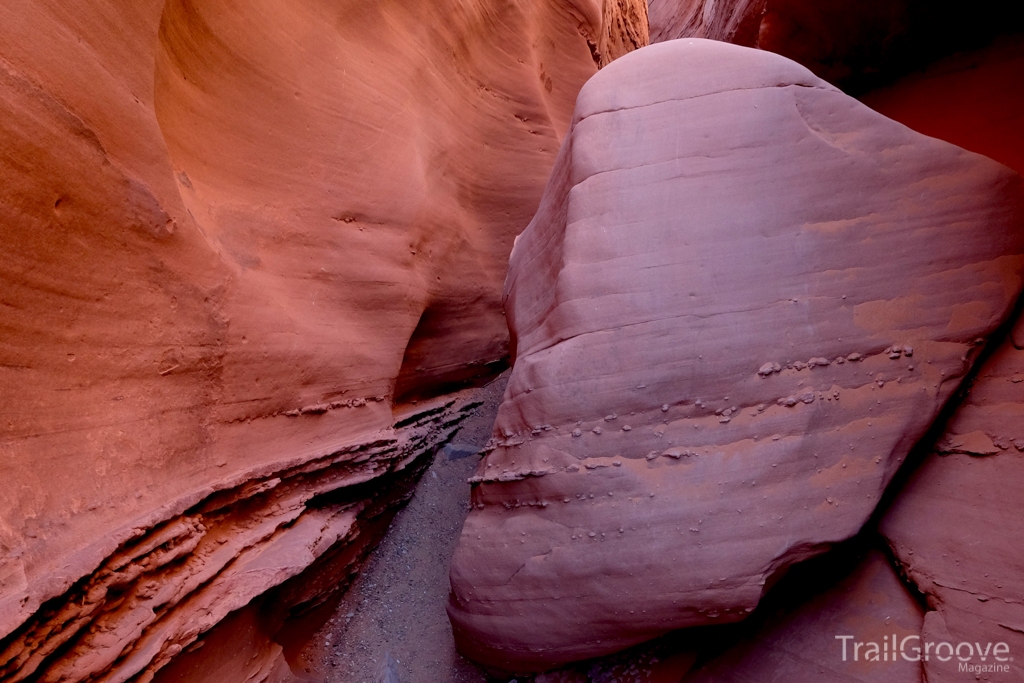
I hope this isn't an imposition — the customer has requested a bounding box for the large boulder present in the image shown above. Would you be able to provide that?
[448,38,1024,671]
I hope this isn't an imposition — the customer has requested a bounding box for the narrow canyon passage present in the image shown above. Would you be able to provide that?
[2,1,1024,682]
[302,378,507,683]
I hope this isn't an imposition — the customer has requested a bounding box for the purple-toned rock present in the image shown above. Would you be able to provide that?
[448,38,1024,672]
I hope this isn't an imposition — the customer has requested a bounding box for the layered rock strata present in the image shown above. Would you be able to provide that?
[596,0,651,68]
[0,397,476,683]
[448,38,1024,671]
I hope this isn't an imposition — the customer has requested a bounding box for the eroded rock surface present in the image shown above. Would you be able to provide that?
[596,0,651,68]
[0,396,478,683]
[0,1,647,681]
[448,38,1024,672]
[647,0,765,48]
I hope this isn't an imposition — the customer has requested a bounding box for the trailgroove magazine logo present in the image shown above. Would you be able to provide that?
[836,635,1013,674]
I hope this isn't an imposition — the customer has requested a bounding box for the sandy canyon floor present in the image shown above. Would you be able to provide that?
[298,379,507,683]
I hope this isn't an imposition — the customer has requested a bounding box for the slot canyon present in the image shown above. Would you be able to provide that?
[1,1,1023,682]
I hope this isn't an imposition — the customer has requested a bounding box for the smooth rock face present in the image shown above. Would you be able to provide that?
[881,320,1024,683]
[0,1,647,681]
[647,0,924,83]
[685,550,923,683]
[448,38,1024,671]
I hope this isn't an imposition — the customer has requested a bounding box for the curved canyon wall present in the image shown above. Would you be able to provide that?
[0,1,648,681]
[862,33,1024,178]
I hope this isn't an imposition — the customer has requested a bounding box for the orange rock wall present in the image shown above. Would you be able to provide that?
[0,1,647,681]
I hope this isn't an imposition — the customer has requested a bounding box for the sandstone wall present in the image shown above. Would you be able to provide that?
[0,1,647,681]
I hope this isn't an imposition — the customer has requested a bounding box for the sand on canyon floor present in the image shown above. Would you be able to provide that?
[299,377,507,683]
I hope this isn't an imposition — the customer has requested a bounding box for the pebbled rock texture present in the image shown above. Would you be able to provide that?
[448,38,1024,672]
[0,0,647,681]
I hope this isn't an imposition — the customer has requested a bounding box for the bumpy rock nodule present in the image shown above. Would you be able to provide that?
[448,38,1024,672]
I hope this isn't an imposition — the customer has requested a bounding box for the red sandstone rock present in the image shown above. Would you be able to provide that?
[862,33,1024,177]
[597,0,651,68]
[0,1,646,681]
[647,0,1024,90]
[448,38,1024,672]
[880,320,1024,683]
[647,0,765,47]
[648,0,922,85]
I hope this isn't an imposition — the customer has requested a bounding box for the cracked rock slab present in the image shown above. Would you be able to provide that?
[448,38,1024,672]
[881,323,1024,683]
